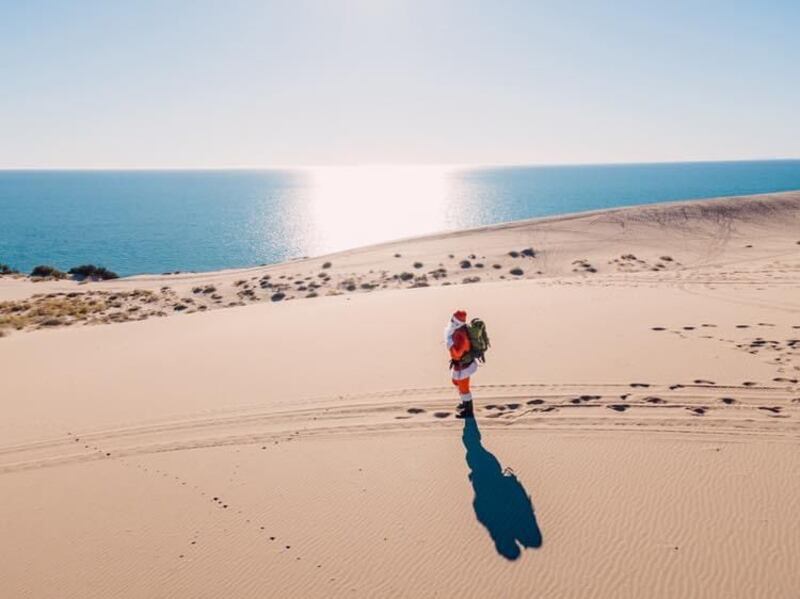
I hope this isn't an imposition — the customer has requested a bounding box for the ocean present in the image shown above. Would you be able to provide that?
[2,160,800,276]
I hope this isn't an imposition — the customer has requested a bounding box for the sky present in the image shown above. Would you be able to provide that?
[1,0,798,168]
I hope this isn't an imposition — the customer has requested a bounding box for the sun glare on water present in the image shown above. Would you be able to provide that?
[303,165,457,255]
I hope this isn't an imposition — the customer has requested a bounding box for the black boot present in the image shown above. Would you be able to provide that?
[456,401,474,419]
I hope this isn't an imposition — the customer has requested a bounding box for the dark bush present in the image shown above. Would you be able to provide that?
[413,262,423,269]
[398,272,414,281]
[322,261,332,269]
[31,265,67,279]
[68,264,119,280]
[508,251,520,258]
[0,263,19,275]
[521,248,536,257]
[459,260,472,269]
[510,267,524,276]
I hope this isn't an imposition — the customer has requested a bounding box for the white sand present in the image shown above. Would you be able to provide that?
[1,191,799,597]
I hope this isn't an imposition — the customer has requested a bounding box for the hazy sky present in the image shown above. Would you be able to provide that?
[1,0,798,168]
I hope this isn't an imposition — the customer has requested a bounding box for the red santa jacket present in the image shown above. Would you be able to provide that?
[449,326,472,371]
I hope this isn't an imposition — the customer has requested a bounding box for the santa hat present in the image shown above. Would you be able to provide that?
[453,310,467,323]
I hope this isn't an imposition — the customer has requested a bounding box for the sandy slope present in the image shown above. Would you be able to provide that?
[1,191,799,598]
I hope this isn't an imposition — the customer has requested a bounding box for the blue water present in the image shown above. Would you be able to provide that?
[1,161,799,276]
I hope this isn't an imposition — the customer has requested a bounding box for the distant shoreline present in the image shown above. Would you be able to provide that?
[1,188,799,282]
[3,161,800,276]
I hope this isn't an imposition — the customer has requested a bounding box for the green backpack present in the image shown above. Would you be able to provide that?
[465,318,491,364]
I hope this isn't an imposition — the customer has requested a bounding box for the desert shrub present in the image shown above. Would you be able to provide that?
[413,262,423,269]
[398,272,414,281]
[0,263,19,275]
[508,251,520,258]
[322,261,332,269]
[68,264,119,280]
[510,267,524,276]
[521,248,535,257]
[271,292,286,302]
[31,265,67,279]
[459,260,472,269]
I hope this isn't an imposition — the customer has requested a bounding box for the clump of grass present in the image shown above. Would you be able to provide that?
[398,272,414,281]
[322,261,332,269]
[459,260,472,269]
[30,265,67,279]
[68,264,119,280]
[413,262,423,269]
[0,293,111,330]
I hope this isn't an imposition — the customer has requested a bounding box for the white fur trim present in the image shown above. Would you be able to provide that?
[451,360,478,381]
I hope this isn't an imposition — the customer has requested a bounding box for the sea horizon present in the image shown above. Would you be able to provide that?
[3,159,800,276]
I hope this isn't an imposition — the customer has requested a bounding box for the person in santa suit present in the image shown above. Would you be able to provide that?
[444,310,478,417]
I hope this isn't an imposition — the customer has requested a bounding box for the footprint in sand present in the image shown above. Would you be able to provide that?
[630,383,650,388]
[689,407,707,415]
[758,406,782,414]
[742,381,757,387]
[608,404,629,412]
[433,412,451,419]
[683,326,695,331]
[526,399,545,405]
[619,393,630,400]
[651,327,666,331]
[694,379,716,385]
[736,325,750,329]
[669,384,684,390]
[644,396,665,404]
[720,397,736,405]
[407,407,426,414]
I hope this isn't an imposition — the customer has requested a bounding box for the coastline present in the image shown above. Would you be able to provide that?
[1,190,799,597]
[2,189,799,333]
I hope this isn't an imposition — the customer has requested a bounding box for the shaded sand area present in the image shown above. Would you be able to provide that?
[1,191,799,597]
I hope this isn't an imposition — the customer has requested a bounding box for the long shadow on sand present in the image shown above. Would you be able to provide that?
[462,416,542,560]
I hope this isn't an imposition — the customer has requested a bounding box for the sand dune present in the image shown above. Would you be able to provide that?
[1,191,799,597]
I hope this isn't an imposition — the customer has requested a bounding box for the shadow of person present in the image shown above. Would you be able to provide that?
[462,416,542,560]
